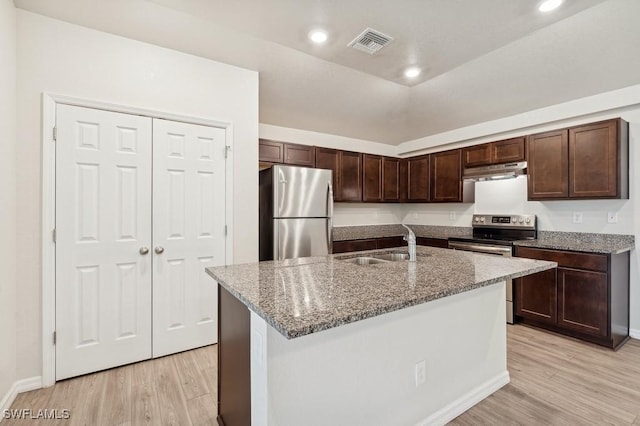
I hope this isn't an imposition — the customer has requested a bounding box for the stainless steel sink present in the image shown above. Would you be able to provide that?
[372,253,410,261]
[342,257,389,265]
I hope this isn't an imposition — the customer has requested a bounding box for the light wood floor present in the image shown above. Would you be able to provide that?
[5,325,640,425]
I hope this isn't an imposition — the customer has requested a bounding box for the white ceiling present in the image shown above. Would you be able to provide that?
[14,0,640,145]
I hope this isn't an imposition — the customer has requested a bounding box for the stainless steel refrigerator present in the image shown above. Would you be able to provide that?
[259,165,333,261]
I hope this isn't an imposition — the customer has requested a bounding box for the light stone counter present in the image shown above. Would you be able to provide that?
[206,246,555,339]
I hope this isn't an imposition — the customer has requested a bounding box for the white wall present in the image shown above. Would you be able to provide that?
[260,123,403,226]
[0,0,17,403]
[16,11,258,380]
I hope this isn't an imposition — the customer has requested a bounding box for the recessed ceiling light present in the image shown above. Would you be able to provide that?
[309,30,328,44]
[538,0,563,12]
[404,67,421,78]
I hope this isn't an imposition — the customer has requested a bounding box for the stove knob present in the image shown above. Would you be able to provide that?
[480,217,485,223]
[474,217,479,222]
[518,218,524,224]
[512,217,518,223]
[525,218,531,224]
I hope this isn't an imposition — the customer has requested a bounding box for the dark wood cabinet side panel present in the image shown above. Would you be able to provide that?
[283,143,315,167]
[569,120,618,198]
[218,286,251,426]
[430,149,462,202]
[258,139,284,163]
[527,131,568,200]
[339,151,363,202]
[407,155,430,202]
[492,137,526,164]
[610,252,630,348]
[362,154,383,202]
[514,270,557,324]
[416,237,449,248]
[515,246,607,272]
[315,148,339,199]
[462,143,492,168]
[557,268,608,337]
[382,157,400,202]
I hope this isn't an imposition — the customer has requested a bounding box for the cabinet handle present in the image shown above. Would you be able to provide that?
[155,246,165,254]
[139,247,150,255]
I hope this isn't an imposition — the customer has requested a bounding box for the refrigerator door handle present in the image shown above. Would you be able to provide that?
[327,182,333,254]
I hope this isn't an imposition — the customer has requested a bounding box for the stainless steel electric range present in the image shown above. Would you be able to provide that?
[448,214,537,324]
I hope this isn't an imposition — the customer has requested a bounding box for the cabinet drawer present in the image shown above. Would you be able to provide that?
[332,239,377,254]
[515,247,607,272]
[416,237,449,248]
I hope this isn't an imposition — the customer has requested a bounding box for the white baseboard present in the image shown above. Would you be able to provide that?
[415,371,510,426]
[0,377,43,422]
[630,328,640,340]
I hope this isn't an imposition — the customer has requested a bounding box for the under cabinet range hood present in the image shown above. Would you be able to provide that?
[463,162,527,182]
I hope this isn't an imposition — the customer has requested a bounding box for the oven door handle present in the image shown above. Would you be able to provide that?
[448,242,512,256]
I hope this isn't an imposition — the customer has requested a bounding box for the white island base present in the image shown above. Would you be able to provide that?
[249,282,508,426]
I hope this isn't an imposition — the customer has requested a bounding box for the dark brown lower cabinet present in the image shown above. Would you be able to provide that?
[416,237,449,248]
[515,246,629,350]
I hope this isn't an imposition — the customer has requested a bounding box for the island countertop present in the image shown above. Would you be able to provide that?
[206,246,556,339]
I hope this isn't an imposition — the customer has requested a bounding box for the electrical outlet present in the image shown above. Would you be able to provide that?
[415,360,426,387]
[449,211,457,221]
[607,212,618,224]
[572,212,583,224]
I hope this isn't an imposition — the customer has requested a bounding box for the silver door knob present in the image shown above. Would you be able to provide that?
[139,247,149,255]
[155,246,165,254]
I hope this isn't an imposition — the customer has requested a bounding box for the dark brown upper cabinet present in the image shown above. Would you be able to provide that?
[362,154,383,202]
[527,130,569,199]
[382,157,401,202]
[569,119,627,199]
[462,137,525,168]
[399,159,408,202]
[283,143,315,167]
[337,151,363,202]
[315,147,339,196]
[493,137,525,164]
[259,139,315,167]
[258,139,284,164]
[462,143,491,168]
[528,118,628,200]
[407,155,430,202]
[430,149,462,202]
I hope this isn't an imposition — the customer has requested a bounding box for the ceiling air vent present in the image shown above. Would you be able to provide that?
[348,28,393,55]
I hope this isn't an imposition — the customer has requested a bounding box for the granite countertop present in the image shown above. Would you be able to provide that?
[332,224,471,241]
[206,247,555,339]
[513,231,635,254]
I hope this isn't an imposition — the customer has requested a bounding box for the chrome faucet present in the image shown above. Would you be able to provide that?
[402,224,416,262]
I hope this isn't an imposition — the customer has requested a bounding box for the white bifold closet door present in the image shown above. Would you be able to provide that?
[55,105,153,380]
[55,105,226,380]
[151,118,226,358]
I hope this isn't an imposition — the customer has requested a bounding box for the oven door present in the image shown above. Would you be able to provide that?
[448,241,514,324]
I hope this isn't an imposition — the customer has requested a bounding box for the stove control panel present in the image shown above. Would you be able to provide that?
[472,214,536,229]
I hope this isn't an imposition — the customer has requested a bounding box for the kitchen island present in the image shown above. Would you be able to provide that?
[206,246,556,426]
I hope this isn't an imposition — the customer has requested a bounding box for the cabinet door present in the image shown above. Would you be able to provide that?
[407,155,430,202]
[430,149,462,202]
[515,269,557,325]
[557,268,608,337]
[399,159,408,202]
[362,154,383,202]
[332,239,377,254]
[382,157,400,202]
[527,130,568,200]
[569,120,618,198]
[492,137,525,164]
[416,237,449,248]
[462,143,491,168]
[315,147,339,199]
[259,139,284,163]
[338,151,362,202]
[284,143,315,167]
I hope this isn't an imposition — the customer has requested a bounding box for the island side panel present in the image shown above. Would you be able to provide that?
[262,282,508,426]
[218,285,251,426]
